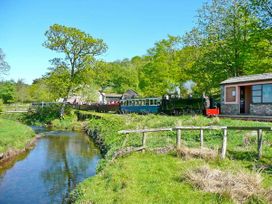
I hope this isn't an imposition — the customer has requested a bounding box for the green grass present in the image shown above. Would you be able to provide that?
[73,153,231,204]
[50,114,83,130]
[0,118,35,153]
[83,113,272,162]
[2,103,30,112]
[0,112,25,121]
[71,113,272,203]
[73,152,271,204]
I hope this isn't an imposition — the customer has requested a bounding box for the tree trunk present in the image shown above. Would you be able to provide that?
[60,86,72,118]
[60,99,67,119]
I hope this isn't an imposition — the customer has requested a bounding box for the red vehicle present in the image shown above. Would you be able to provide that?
[203,107,220,117]
[202,96,220,117]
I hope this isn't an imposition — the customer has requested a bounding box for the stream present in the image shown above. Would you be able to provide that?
[0,127,101,204]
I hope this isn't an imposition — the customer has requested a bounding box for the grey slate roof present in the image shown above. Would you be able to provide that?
[105,93,122,98]
[220,73,272,85]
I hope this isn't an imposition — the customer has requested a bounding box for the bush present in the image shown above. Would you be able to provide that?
[22,103,72,125]
[0,99,3,112]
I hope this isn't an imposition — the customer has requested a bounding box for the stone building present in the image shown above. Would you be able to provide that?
[220,73,272,116]
[122,89,138,100]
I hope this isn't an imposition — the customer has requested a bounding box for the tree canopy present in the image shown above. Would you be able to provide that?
[0,49,10,77]
[2,0,271,104]
[43,24,107,99]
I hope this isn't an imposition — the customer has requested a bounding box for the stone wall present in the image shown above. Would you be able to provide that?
[250,104,272,116]
[221,104,240,115]
[220,85,225,103]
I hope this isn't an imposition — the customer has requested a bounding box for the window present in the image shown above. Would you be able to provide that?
[252,85,262,103]
[252,84,272,103]
[145,99,149,106]
[263,84,272,103]
[225,87,236,102]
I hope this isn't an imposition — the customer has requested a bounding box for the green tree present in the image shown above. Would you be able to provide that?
[245,0,272,73]
[110,60,138,93]
[249,0,272,27]
[184,0,271,95]
[15,79,31,103]
[93,61,114,91]
[29,78,53,102]
[72,83,99,103]
[93,60,139,94]
[43,24,107,116]
[139,35,185,96]
[45,63,70,100]
[0,81,16,103]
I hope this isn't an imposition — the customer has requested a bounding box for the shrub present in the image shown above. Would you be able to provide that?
[0,99,3,112]
[22,103,72,125]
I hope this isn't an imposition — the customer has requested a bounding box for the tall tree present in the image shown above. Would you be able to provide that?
[139,35,185,96]
[45,63,70,101]
[249,0,272,27]
[183,0,271,95]
[0,81,16,103]
[43,24,107,116]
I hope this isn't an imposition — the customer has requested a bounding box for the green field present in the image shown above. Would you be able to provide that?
[71,113,272,204]
[0,118,35,153]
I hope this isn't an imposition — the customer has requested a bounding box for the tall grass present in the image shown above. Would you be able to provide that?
[85,113,272,164]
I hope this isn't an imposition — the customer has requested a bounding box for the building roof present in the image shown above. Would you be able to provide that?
[105,93,122,98]
[123,89,138,95]
[122,89,139,99]
[220,73,272,85]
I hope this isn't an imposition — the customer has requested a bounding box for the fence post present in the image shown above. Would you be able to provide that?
[200,129,204,148]
[221,128,228,159]
[142,132,147,149]
[257,129,263,159]
[176,129,181,149]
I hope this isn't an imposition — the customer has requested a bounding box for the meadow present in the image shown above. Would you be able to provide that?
[71,112,272,203]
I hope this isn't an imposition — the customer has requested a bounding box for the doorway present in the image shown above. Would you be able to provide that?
[240,86,245,114]
[240,86,252,114]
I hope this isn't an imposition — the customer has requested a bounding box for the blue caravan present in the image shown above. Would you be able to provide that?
[120,98,161,114]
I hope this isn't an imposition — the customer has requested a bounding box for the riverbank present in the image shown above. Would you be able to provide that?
[71,112,272,203]
[0,118,36,165]
[0,126,101,203]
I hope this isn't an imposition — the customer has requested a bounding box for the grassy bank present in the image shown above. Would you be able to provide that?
[73,153,272,204]
[71,113,272,203]
[0,118,35,154]
[50,114,83,131]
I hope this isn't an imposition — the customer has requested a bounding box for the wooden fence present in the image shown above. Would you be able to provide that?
[118,126,272,159]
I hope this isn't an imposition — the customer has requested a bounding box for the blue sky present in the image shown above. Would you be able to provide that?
[0,0,206,84]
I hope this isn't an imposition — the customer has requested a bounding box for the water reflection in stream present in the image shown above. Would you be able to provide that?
[0,127,101,204]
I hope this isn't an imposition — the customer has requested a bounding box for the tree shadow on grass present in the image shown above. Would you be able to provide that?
[228,149,272,174]
[228,149,258,161]
[260,165,272,175]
